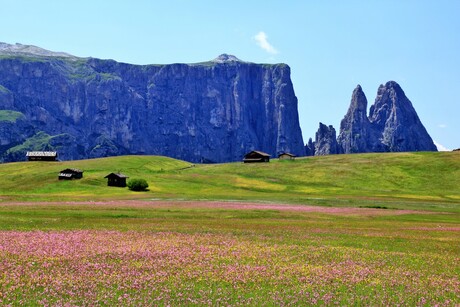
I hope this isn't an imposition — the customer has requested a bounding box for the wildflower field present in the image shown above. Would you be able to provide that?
[0,201,458,306]
[0,152,458,305]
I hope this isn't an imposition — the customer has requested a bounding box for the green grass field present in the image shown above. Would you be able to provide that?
[0,152,459,211]
[0,152,459,305]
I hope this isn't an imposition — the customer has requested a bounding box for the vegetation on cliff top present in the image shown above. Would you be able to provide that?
[0,110,25,123]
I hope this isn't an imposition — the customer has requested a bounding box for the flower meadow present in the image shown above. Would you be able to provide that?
[0,202,459,306]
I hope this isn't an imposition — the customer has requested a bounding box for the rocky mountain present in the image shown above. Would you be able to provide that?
[312,123,340,156]
[0,42,74,58]
[367,81,437,152]
[0,43,305,162]
[337,85,373,153]
[308,81,437,156]
[304,138,315,156]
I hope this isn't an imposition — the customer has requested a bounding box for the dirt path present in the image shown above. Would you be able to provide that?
[0,199,435,216]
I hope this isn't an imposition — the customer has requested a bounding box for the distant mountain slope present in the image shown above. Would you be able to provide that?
[0,43,305,162]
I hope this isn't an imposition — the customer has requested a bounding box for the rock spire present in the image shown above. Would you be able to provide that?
[309,81,437,156]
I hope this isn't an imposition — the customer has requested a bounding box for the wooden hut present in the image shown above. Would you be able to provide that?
[105,173,129,187]
[58,168,84,180]
[243,151,270,163]
[26,151,58,161]
[278,152,296,160]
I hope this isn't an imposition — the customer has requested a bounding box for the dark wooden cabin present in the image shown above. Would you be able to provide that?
[58,168,84,180]
[26,151,58,161]
[104,173,129,187]
[243,151,270,163]
[278,152,296,160]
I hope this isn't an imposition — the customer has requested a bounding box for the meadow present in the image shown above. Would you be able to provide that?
[0,152,459,305]
[0,152,459,209]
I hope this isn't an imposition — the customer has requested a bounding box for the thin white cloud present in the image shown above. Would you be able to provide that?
[438,124,447,128]
[253,31,278,55]
[433,140,450,151]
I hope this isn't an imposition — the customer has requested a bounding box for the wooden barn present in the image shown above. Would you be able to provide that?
[58,168,84,180]
[243,151,270,163]
[26,151,58,161]
[105,173,129,187]
[278,152,296,160]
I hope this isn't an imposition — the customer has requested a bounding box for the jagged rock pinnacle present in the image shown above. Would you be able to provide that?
[314,122,339,155]
[368,81,437,152]
[337,84,373,153]
[311,81,437,156]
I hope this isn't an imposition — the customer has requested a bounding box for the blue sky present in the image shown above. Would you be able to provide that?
[1,0,459,150]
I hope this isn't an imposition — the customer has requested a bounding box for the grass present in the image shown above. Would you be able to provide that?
[0,54,47,62]
[0,110,25,123]
[0,151,458,211]
[0,155,193,201]
[5,131,52,152]
[0,84,10,93]
[0,152,458,305]
[0,202,458,305]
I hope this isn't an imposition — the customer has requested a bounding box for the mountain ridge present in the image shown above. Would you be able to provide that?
[0,43,305,162]
[0,42,75,58]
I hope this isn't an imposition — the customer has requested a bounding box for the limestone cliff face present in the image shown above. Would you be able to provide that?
[304,138,315,156]
[368,81,437,152]
[314,81,437,156]
[314,123,339,156]
[0,45,305,162]
[337,85,374,153]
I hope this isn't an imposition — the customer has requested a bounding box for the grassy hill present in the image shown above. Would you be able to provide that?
[0,152,459,305]
[0,155,192,201]
[0,152,459,211]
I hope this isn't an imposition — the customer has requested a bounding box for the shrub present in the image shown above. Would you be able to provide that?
[127,178,149,191]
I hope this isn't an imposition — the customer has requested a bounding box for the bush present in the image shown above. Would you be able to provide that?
[127,178,149,191]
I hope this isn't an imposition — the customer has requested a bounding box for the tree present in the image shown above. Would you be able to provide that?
[127,178,149,191]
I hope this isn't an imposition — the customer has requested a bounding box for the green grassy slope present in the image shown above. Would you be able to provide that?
[0,152,459,210]
[0,110,25,123]
[0,155,193,201]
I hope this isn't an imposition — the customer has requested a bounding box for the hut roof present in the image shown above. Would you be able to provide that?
[244,150,270,157]
[104,173,129,179]
[26,151,57,157]
[60,168,83,173]
[278,152,296,157]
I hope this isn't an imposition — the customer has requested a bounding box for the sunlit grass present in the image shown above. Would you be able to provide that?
[0,201,458,305]
[0,152,459,211]
[0,150,458,304]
